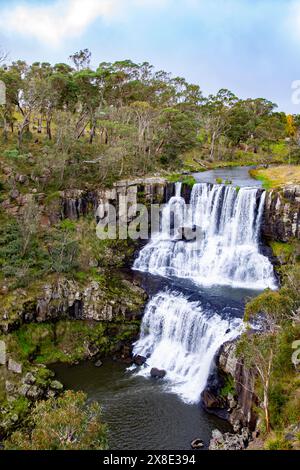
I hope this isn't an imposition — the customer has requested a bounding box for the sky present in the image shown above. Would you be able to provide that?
[0,0,300,112]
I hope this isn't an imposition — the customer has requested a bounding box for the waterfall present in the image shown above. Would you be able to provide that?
[132,291,243,404]
[134,183,276,290]
[132,182,276,404]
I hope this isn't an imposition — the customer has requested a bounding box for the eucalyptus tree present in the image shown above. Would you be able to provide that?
[201,89,238,160]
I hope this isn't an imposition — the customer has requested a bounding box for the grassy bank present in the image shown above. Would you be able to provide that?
[250,165,300,189]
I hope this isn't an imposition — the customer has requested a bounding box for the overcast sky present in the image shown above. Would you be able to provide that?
[0,0,300,112]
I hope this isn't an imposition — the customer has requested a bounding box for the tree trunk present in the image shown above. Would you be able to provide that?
[264,390,271,433]
[89,125,96,144]
[210,131,216,160]
[2,116,8,141]
[46,118,52,140]
[38,117,42,133]
[18,130,22,150]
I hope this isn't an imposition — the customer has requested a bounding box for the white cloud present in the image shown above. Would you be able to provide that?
[0,0,170,47]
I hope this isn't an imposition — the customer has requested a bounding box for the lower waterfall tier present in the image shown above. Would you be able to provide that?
[133,291,243,404]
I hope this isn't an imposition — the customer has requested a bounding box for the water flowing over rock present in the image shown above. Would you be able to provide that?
[132,181,276,405]
[134,183,276,290]
[133,291,243,403]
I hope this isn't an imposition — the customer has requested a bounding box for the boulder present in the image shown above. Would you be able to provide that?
[5,381,16,395]
[150,368,166,379]
[94,360,103,368]
[26,385,43,400]
[16,174,27,184]
[8,358,22,374]
[22,372,36,385]
[45,390,57,399]
[50,380,64,391]
[133,355,147,366]
[9,189,20,200]
[86,343,100,357]
[191,438,204,450]
[19,383,31,397]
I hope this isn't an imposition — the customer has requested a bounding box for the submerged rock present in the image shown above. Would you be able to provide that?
[150,368,166,379]
[94,360,103,368]
[133,355,147,366]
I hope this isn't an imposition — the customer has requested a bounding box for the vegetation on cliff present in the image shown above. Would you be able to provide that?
[239,261,300,449]
[4,390,107,450]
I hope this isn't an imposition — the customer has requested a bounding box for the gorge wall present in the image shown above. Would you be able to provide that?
[262,185,300,242]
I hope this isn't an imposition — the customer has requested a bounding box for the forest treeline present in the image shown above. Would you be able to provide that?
[0,49,299,186]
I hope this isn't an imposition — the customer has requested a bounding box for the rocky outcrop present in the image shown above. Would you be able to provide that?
[201,340,258,431]
[61,177,168,221]
[0,358,64,439]
[219,341,257,430]
[209,428,252,450]
[262,185,300,242]
[1,176,170,228]
[0,276,146,333]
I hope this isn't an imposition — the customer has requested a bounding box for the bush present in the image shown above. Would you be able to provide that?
[3,149,19,158]
[4,391,108,450]
[265,437,293,450]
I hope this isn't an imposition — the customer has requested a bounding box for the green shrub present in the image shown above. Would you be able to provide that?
[265,437,293,450]
[220,375,235,398]
[3,149,19,158]
[4,391,108,450]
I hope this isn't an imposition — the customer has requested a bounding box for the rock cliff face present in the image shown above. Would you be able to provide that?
[201,340,257,432]
[262,185,300,242]
[0,276,146,333]
[0,176,170,227]
[61,177,168,221]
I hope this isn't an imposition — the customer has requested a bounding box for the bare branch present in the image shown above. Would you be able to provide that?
[0,47,8,65]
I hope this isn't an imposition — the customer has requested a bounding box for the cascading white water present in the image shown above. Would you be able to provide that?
[133,291,243,404]
[134,183,276,290]
[133,182,276,404]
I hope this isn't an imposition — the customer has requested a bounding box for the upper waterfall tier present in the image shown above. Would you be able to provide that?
[134,182,276,290]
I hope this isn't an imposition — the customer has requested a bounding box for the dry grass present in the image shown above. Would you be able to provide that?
[250,165,300,189]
